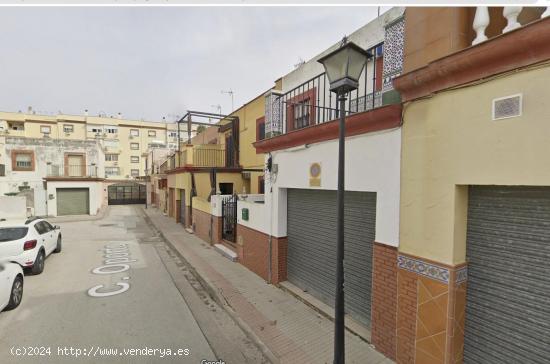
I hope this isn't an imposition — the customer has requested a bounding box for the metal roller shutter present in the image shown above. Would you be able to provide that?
[287,189,376,326]
[56,188,90,216]
[465,186,550,363]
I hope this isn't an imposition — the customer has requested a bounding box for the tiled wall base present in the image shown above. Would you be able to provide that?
[396,253,467,364]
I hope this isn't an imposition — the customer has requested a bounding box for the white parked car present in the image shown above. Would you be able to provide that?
[0,262,24,311]
[0,217,62,275]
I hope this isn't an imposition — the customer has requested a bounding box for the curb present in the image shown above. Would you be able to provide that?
[140,208,279,364]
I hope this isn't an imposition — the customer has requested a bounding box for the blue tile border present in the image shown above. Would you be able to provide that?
[455,266,468,284]
[397,255,450,284]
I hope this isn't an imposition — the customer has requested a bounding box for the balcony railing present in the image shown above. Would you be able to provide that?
[265,42,385,137]
[473,7,549,45]
[47,164,98,178]
[193,147,229,167]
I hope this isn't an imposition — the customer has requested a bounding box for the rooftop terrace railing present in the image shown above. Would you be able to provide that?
[266,42,384,137]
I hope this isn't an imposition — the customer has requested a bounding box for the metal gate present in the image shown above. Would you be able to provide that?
[464,186,550,363]
[107,183,146,205]
[287,189,376,326]
[221,194,237,242]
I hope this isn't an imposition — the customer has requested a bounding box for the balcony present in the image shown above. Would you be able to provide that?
[472,7,549,46]
[177,144,237,168]
[47,164,99,178]
[264,42,388,138]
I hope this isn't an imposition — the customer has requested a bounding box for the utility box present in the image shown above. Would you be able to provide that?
[242,208,249,221]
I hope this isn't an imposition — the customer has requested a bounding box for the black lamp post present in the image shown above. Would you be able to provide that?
[318,38,371,364]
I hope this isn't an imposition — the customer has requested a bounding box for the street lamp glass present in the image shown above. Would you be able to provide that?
[317,41,371,93]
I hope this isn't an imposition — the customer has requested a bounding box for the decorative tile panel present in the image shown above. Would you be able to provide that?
[455,266,468,283]
[264,90,283,138]
[397,255,450,284]
[382,17,405,94]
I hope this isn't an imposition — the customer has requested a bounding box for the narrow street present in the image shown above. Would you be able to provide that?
[0,206,266,364]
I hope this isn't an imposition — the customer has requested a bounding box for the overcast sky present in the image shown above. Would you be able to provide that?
[0,6,389,122]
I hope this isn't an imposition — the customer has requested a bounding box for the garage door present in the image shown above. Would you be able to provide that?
[56,188,89,216]
[287,189,376,326]
[464,186,550,363]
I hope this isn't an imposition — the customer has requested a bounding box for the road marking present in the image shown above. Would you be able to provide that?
[87,242,137,298]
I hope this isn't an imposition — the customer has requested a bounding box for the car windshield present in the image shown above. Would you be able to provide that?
[0,227,28,242]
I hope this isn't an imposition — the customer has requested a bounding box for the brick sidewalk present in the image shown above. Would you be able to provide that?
[142,207,393,364]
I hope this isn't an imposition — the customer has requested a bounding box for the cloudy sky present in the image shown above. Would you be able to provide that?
[0,6,388,122]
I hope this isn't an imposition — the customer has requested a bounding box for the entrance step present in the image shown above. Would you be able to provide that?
[213,244,238,262]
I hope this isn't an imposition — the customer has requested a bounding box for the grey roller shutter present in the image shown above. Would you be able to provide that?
[287,189,376,326]
[464,186,550,364]
[56,188,90,216]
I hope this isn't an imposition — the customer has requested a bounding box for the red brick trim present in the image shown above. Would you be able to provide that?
[396,269,418,364]
[394,17,550,102]
[371,242,398,361]
[285,88,316,132]
[11,149,35,172]
[253,104,402,154]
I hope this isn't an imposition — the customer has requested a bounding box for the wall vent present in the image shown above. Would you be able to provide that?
[492,94,522,120]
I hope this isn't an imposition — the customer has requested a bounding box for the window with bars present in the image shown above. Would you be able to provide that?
[130,169,139,177]
[130,129,139,136]
[13,151,33,171]
[63,124,74,133]
[131,156,139,163]
[40,125,51,134]
[148,130,156,137]
[130,143,139,150]
[105,154,118,162]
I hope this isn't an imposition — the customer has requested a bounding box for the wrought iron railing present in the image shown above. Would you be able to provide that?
[266,42,384,137]
[47,164,98,178]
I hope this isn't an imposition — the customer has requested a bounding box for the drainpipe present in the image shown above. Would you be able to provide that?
[267,154,273,284]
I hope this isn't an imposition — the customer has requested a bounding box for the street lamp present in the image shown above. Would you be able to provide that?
[318,38,371,364]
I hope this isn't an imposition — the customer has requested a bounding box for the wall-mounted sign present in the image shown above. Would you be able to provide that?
[309,162,321,187]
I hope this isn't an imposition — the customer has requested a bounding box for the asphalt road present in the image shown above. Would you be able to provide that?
[0,206,265,364]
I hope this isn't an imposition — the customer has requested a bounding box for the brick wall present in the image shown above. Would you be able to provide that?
[271,236,287,284]
[236,224,288,284]
[192,208,213,244]
[212,215,222,243]
[371,242,398,361]
[238,224,269,280]
[396,269,419,364]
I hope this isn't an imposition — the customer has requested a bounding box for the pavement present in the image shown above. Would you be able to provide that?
[143,206,394,364]
[0,205,265,364]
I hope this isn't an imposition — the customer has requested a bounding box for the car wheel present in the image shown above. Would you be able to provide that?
[54,235,62,253]
[31,250,45,275]
[4,275,23,311]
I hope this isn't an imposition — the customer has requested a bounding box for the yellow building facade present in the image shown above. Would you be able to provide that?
[0,111,192,180]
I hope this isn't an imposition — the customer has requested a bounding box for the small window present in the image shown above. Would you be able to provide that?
[105,154,118,162]
[294,100,310,130]
[63,124,74,133]
[105,167,120,176]
[131,169,139,177]
[130,143,139,150]
[8,122,24,131]
[168,131,177,138]
[148,130,156,137]
[40,125,51,134]
[130,129,139,137]
[105,126,118,134]
[131,156,139,163]
[13,151,33,171]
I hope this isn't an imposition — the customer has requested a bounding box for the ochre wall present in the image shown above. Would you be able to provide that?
[400,65,550,265]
